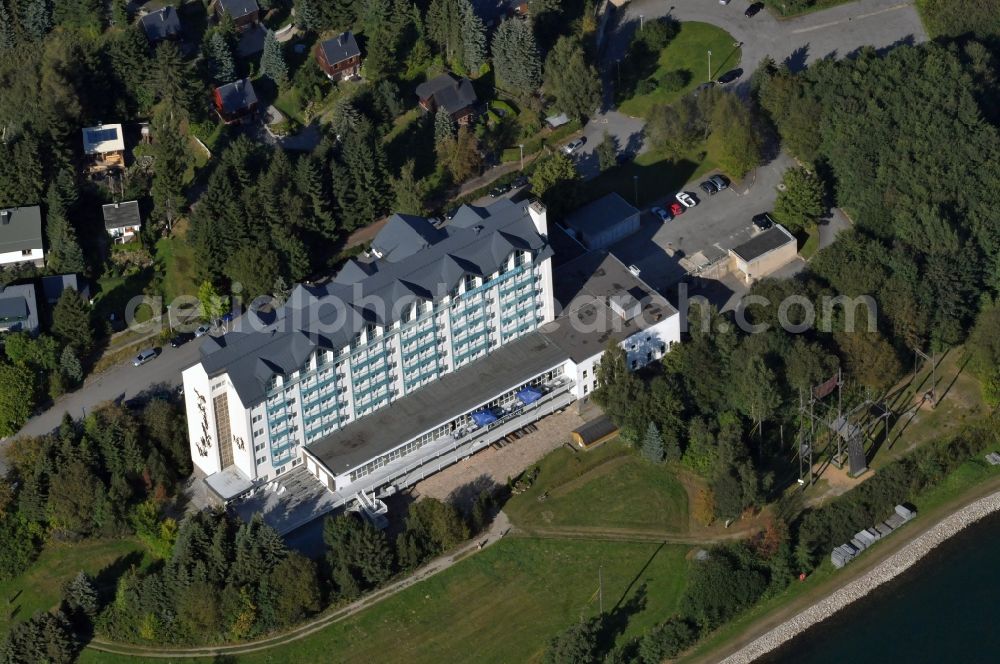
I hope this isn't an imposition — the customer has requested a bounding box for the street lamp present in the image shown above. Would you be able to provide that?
[518,144,524,170]
[639,14,644,31]
[707,50,712,82]
[632,175,639,207]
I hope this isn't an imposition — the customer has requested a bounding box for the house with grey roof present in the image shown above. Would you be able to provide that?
[0,206,45,268]
[416,73,478,124]
[102,200,142,243]
[40,274,89,305]
[316,32,361,81]
[0,283,39,334]
[213,79,258,124]
[210,0,259,31]
[140,6,182,44]
[564,192,640,250]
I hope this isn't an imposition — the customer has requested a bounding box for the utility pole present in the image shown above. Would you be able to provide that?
[632,175,639,207]
[598,565,604,614]
[518,144,524,170]
[707,50,712,82]
[639,14,644,31]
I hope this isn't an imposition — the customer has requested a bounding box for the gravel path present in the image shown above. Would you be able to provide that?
[721,490,1000,663]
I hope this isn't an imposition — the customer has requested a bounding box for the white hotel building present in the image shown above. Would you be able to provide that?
[182,199,681,533]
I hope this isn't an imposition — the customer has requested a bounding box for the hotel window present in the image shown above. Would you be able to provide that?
[21,249,32,256]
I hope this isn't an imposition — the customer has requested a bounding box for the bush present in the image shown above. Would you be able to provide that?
[659,69,691,92]
[637,78,658,95]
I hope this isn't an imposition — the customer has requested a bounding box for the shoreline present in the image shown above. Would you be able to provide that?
[719,489,1000,663]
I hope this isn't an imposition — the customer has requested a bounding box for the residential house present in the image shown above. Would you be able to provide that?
[213,79,258,124]
[103,200,142,243]
[0,206,45,268]
[82,123,126,172]
[40,274,90,306]
[140,7,183,44]
[315,31,362,81]
[0,283,39,334]
[415,73,478,125]
[211,0,260,31]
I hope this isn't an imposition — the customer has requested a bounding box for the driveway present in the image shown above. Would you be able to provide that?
[606,0,926,82]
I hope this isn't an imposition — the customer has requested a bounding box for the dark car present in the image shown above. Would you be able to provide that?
[490,182,511,197]
[170,332,194,348]
[752,213,775,231]
[511,175,529,189]
[717,68,744,85]
[745,2,764,17]
[699,180,719,196]
[709,174,731,192]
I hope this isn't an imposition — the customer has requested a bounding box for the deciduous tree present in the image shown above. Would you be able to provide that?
[773,166,825,231]
[543,37,601,122]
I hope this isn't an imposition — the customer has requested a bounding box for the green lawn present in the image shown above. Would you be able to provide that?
[619,22,741,118]
[93,268,156,324]
[155,219,200,304]
[1,539,147,639]
[506,439,689,534]
[81,537,691,664]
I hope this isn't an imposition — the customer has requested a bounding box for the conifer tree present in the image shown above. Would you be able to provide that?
[492,18,541,92]
[459,0,486,73]
[434,106,456,144]
[0,2,16,50]
[259,29,288,86]
[294,0,320,30]
[21,0,52,41]
[150,109,188,230]
[207,31,236,83]
[641,422,665,463]
[59,346,83,386]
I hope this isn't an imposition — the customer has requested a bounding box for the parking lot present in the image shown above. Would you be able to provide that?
[609,152,795,292]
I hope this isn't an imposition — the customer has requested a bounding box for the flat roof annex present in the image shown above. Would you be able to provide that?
[730,224,795,262]
[305,331,568,475]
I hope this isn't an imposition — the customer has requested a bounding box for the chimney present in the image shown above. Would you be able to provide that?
[114,202,120,209]
[0,210,9,225]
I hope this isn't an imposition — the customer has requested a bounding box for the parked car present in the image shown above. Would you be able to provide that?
[699,180,720,196]
[133,348,157,367]
[717,68,744,84]
[752,213,775,231]
[670,202,685,217]
[745,2,764,17]
[490,182,511,197]
[511,175,529,189]
[170,332,193,348]
[719,0,731,4]
[194,324,211,338]
[676,192,697,208]
[651,206,671,222]
[709,174,731,192]
[562,137,586,154]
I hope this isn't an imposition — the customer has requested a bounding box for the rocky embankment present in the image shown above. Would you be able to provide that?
[721,491,1000,663]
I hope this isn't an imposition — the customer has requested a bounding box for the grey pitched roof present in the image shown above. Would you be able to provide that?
[217,0,259,18]
[730,225,795,262]
[0,206,43,254]
[564,193,639,239]
[415,74,478,115]
[140,7,182,41]
[318,31,360,65]
[198,200,552,406]
[216,79,258,114]
[102,200,141,229]
[371,213,445,262]
[40,274,88,304]
[0,284,39,333]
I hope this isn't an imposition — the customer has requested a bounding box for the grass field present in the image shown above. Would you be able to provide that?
[619,22,741,119]
[505,439,689,534]
[80,537,691,664]
[155,218,200,304]
[0,539,147,639]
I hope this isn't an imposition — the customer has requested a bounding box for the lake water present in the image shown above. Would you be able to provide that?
[761,510,1000,664]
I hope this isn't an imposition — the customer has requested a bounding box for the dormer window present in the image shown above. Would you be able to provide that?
[463,274,477,292]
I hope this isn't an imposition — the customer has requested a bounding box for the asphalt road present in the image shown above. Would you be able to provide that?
[10,337,203,441]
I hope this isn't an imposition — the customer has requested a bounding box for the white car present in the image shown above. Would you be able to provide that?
[720,0,731,4]
[562,137,586,155]
[676,192,697,208]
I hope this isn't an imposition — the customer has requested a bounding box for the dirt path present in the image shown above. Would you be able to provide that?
[86,512,513,659]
